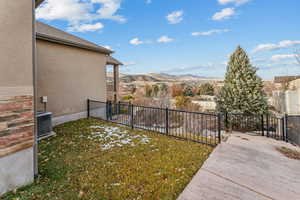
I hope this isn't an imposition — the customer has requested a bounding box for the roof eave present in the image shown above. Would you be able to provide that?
[36,33,113,55]
[107,56,123,66]
[107,61,123,66]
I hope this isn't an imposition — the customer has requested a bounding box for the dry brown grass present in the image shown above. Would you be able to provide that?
[276,146,300,160]
[2,119,213,200]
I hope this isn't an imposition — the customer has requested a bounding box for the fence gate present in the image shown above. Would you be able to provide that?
[224,113,286,141]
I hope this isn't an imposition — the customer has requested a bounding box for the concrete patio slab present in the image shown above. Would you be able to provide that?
[178,133,300,200]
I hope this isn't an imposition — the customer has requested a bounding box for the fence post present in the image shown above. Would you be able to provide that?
[266,114,270,137]
[217,113,222,144]
[105,102,108,121]
[261,115,264,136]
[284,114,288,142]
[129,102,132,117]
[225,112,228,129]
[165,107,169,135]
[281,116,285,141]
[87,99,90,118]
[118,101,121,114]
[130,104,134,129]
[108,101,112,121]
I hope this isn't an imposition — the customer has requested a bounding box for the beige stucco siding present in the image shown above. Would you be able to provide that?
[36,40,107,117]
[0,0,33,87]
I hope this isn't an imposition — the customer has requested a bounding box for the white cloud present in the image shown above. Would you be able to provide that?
[212,8,235,21]
[192,29,230,36]
[123,61,137,66]
[157,36,174,43]
[271,54,296,62]
[167,10,184,24]
[252,40,300,53]
[218,0,251,6]
[36,0,126,25]
[68,22,104,32]
[130,38,143,45]
[145,0,152,4]
[103,45,113,50]
[36,0,93,23]
[91,0,126,22]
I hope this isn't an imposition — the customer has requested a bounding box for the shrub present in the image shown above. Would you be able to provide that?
[198,83,214,96]
[175,96,191,110]
[183,87,194,97]
[171,84,184,97]
[122,95,135,101]
[145,84,153,97]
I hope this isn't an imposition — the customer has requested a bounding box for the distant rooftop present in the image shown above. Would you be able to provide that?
[274,76,300,83]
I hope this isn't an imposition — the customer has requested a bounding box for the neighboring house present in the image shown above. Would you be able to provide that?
[272,78,300,115]
[0,0,122,195]
[284,78,300,115]
[36,22,122,125]
[274,75,300,84]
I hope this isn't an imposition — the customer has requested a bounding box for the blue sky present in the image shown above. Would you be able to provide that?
[36,0,300,79]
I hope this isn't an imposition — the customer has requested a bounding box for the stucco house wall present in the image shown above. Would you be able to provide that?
[286,79,300,114]
[36,40,108,124]
[271,79,300,115]
[285,89,300,115]
[0,0,121,195]
[0,0,35,195]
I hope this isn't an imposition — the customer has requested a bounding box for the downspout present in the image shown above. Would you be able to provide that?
[32,0,38,177]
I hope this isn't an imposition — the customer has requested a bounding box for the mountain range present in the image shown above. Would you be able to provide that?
[111,73,222,83]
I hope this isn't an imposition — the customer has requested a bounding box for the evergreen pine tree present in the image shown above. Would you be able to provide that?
[183,86,194,97]
[216,46,268,114]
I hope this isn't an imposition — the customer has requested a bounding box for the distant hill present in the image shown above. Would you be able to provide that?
[121,74,162,83]
[107,72,222,83]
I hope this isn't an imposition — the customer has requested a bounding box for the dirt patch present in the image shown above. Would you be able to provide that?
[276,146,300,160]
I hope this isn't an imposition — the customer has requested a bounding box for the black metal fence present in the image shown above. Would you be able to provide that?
[286,115,300,146]
[88,99,221,146]
[88,99,300,146]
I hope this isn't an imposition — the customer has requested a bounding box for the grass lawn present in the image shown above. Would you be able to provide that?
[1,118,213,200]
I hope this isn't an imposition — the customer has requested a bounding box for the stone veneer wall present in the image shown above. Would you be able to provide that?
[0,0,35,195]
[0,95,34,158]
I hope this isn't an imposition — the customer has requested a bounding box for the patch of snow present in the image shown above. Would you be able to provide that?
[111,182,121,186]
[85,125,151,150]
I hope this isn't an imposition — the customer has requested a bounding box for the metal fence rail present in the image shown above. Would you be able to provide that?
[88,99,299,146]
[88,99,221,146]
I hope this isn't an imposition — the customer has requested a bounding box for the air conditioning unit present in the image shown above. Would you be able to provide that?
[37,111,55,140]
